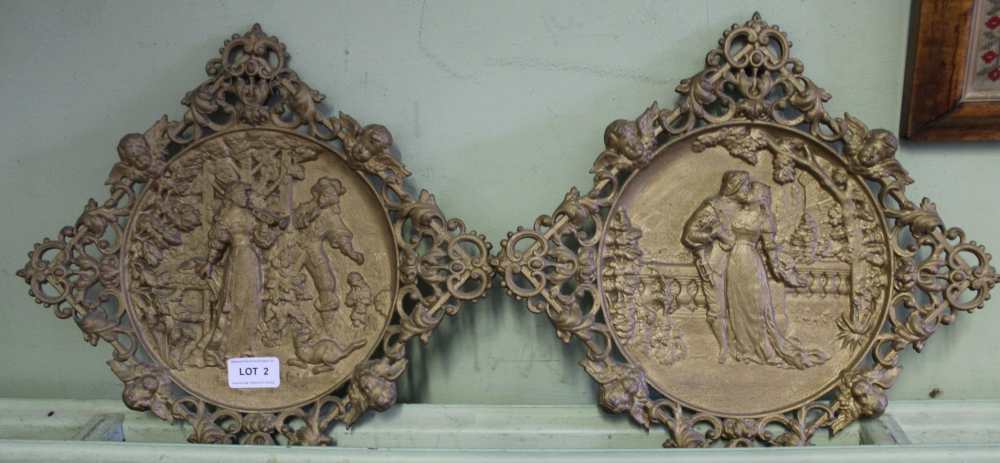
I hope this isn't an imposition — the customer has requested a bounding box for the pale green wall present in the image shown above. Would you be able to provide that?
[1,0,997,405]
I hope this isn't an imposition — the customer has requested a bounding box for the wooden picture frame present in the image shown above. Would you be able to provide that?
[902,0,1000,141]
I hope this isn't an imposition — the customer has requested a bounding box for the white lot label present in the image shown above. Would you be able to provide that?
[227,357,280,389]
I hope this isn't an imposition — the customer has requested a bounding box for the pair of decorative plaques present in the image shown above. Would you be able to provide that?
[17,15,999,448]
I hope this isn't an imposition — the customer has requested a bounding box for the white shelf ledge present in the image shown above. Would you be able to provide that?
[1,440,1000,463]
[0,398,997,462]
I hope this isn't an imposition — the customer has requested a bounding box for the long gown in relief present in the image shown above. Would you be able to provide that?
[208,205,266,359]
[724,203,829,369]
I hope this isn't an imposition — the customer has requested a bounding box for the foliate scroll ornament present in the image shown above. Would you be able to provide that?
[496,13,998,448]
[665,13,841,140]
[17,24,492,446]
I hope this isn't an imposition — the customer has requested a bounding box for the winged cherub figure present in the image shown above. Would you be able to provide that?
[109,115,171,184]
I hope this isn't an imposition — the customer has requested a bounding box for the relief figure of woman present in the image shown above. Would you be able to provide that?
[684,172,829,369]
[201,181,285,364]
[724,181,829,369]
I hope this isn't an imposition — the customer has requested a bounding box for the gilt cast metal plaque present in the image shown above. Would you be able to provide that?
[496,13,998,447]
[17,24,492,445]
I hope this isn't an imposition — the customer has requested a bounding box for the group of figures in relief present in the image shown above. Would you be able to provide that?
[604,128,889,372]
[125,130,389,375]
[681,169,829,368]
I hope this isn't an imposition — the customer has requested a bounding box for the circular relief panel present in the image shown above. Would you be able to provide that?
[598,122,891,417]
[122,128,397,412]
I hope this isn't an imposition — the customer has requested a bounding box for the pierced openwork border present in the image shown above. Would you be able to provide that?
[16,24,492,445]
[494,13,998,447]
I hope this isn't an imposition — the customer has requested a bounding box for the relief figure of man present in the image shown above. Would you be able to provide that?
[293,177,365,324]
[681,170,750,364]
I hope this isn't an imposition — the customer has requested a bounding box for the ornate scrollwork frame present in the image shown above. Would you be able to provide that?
[16,24,492,445]
[495,13,998,447]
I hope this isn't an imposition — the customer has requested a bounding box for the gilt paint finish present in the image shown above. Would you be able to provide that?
[497,13,998,447]
[16,24,493,445]
[600,123,891,417]
[121,128,397,412]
